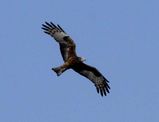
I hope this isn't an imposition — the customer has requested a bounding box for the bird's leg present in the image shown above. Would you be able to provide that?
[52,62,70,76]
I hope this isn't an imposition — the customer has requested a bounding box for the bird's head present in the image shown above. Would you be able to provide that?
[78,57,86,62]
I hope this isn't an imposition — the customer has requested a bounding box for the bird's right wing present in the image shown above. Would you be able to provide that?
[42,22,76,61]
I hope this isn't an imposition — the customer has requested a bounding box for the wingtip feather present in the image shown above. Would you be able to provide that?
[50,22,57,28]
[44,31,50,35]
[57,24,66,33]
[45,22,53,28]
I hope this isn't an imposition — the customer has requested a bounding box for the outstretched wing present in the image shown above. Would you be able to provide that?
[42,22,76,61]
[72,62,110,96]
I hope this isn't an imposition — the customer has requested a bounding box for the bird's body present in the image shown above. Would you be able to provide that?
[42,22,110,96]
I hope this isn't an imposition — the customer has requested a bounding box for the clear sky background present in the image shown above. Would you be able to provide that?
[0,0,159,122]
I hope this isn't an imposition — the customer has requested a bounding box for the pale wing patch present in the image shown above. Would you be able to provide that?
[53,31,68,43]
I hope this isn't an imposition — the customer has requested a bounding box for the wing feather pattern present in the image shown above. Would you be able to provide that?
[72,62,110,96]
[42,22,73,61]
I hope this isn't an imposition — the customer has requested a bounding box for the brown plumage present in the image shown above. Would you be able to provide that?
[42,22,110,96]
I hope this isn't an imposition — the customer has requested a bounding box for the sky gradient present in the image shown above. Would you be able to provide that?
[0,0,159,122]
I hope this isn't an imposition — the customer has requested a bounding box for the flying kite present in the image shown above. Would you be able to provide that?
[42,22,110,96]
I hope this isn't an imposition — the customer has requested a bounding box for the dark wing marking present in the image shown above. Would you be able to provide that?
[72,62,110,96]
[60,36,77,61]
[59,44,69,61]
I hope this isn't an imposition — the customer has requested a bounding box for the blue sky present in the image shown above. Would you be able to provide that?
[0,0,159,122]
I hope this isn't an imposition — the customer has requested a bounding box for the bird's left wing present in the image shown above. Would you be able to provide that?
[72,62,110,96]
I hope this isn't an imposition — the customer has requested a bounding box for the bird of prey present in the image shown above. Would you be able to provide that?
[42,22,110,96]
